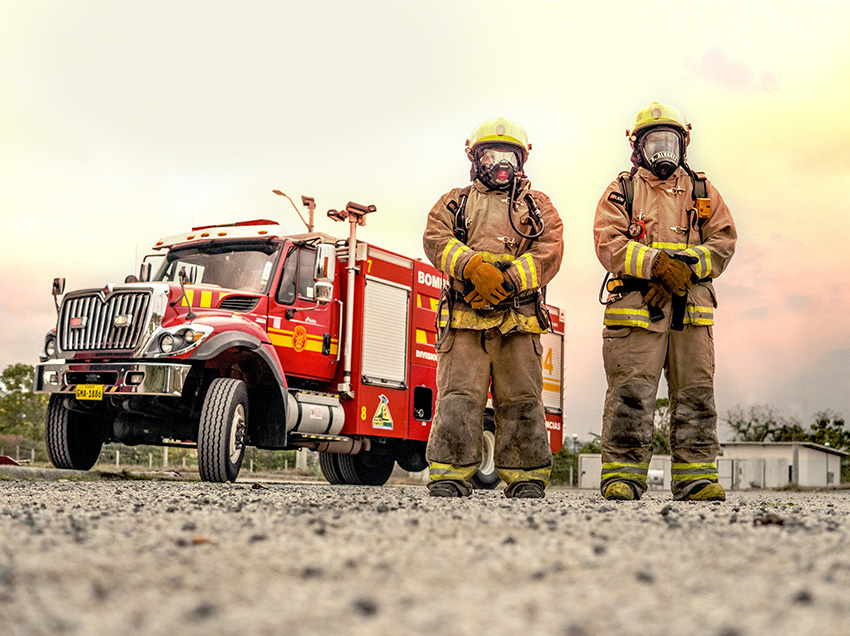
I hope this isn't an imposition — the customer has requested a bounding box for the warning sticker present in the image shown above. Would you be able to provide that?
[372,394,393,430]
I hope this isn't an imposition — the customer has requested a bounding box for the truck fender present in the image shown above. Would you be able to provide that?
[192,332,288,394]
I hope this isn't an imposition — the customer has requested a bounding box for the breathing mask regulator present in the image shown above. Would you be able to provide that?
[637,126,683,180]
[470,142,544,240]
[472,144,521,191]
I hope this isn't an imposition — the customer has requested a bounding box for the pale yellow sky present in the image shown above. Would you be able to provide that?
[2,0,849,436]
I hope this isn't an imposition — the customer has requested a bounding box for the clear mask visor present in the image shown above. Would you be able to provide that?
[478,148,519,169]
[641,129,681,167]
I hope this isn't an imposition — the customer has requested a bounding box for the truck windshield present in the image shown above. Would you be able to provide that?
[155,242,281,293]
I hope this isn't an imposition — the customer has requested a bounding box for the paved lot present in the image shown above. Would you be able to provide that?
[1,475,849,635]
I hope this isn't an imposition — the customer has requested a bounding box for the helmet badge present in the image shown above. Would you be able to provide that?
[651,107,662,119]
[495,123,506,136]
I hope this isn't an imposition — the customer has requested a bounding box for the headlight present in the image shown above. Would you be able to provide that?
[159,333,175,354]
[44,335,57,358]
[147,324,212,357]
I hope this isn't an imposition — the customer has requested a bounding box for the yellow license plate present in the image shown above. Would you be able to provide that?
[75,384,103,401]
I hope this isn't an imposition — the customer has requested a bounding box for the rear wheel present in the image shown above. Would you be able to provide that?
[471,416,500,489]
[336,452,395,486]
[318,451,345,484]
[198,378,248,483]
[45,395,104,471]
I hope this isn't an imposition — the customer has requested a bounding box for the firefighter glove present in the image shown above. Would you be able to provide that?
[463,253,515,305]
[643,280,672,310]
[651,251,692,294]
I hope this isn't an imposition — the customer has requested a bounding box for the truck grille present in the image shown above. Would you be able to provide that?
[60,291,152,352]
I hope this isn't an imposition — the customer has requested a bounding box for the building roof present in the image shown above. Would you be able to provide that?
[721,441,849,457]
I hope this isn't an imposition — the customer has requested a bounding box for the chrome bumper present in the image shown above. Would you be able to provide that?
[35,361,192,397]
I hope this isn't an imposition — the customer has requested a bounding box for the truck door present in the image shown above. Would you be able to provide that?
[267,244,340,383]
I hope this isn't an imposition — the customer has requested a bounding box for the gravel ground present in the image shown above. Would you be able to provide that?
[1,473,849,636]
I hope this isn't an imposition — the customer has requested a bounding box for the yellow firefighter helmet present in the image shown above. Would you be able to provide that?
[627,102,691,144]
[466,117,531,161]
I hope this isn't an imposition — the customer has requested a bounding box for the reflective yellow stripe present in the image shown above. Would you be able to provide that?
[625,241,652,279]
[429,462,479,482]
[674,473,719,481]
[672,462,717,469]
[683,245,712,279]
[672,462,718,481]
[498,466,551,487]
[440,239,471,278]
[518,255,531,290]
[603,307,651,328]
[683,304,714,326]
[650,242,688,250]
[603,462,650,469]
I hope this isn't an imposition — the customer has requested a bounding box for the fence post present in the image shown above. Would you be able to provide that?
[116,449,120,468]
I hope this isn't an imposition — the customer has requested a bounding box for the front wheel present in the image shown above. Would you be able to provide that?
[45,395,105,471]
[198,378,248,483]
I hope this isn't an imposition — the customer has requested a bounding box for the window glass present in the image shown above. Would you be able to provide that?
[276,247,317,305]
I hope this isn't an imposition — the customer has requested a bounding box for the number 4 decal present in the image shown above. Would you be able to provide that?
[543,348,554,375]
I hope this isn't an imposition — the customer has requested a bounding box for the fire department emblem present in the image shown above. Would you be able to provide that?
[293,326,307,352]
[372,394,393,430]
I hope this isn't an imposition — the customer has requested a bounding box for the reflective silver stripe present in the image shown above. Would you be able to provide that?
[603,307,651,328]
[683,245,712,279]
[440,239,471,278]
[514,253,537,291]
[683,305,714,326]
[625,241,653,279]
[602,463,649,479]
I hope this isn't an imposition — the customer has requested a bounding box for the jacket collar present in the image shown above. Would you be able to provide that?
[635,166,689,190]
[472,177,532,197]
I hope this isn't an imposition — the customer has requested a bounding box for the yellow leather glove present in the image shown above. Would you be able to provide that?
[643,280,672,309]
[462,254,514,306]
[651,251,692,295]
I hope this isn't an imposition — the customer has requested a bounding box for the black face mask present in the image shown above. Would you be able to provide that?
[473,146,521,191]
[639,128,682,179]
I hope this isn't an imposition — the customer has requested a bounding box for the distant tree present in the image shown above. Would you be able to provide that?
[0,363,47,441]
[653,398,671,454]
[808,411,850,451]
[723,404,789,442]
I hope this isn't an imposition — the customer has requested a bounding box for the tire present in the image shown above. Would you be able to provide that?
[395,441,428,473]
[198,378,248,483]
[336,452,395,486]
[45,395,104,471]
[471,417,500,490]
[318,452,344,484]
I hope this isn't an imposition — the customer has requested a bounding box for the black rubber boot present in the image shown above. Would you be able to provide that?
[504,481,545,499]
[428,480,472,498]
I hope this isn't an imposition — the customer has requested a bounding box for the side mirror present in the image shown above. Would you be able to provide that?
[139,262,152,282]
[51,277,65,315]
[313,243,336,303]
[179,266,197,284]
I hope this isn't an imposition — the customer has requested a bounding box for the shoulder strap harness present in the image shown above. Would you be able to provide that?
[617,170,711,239]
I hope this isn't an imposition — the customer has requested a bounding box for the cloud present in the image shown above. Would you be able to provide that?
[688,45,781,93]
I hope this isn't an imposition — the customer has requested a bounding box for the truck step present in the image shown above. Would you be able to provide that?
[288,432,351,443]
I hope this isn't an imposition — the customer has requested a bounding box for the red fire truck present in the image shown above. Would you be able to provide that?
[34,202,565,485]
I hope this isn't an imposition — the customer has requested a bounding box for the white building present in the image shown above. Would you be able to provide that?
[577,442,846,491]
[719,442,846,489]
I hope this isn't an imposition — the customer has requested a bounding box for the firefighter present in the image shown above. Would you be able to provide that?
[423,117,564,498]
[594,102,737,501]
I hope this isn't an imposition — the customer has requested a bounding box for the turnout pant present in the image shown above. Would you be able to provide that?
[427,328,552,490]
[601,325,719,499]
